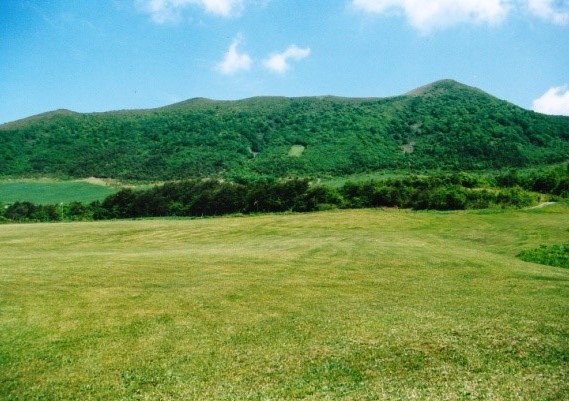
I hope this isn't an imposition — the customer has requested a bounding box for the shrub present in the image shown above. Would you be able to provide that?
[517,244,569,268]
[496,186,537,208]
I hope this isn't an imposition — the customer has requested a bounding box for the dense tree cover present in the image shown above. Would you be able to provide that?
[2,166,565,223]
[1,80,567,181]
[495,163,569,195]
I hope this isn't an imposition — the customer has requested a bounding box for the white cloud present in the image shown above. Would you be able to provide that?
[350,0,569,30]
[262,45,311,74]
[526,0,569,25]
[215,37,252,75]
[533,85,569,116]
[136,0,244,23]
[202,0,245,16]
[351,0,512,32]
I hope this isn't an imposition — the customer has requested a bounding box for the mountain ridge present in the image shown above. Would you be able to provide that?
[1,80,567,180]
[0,80,488,125]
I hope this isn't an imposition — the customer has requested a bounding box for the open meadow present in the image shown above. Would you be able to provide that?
[0,179,117,204]
[1,206,568,400]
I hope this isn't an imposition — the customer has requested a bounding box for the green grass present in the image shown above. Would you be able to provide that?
[518,244,569,268]
[0,180,117,204]
[288,145,306,157]
[1,206,568,400]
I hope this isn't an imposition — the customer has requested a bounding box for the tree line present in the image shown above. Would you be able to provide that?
[2,166,566,223]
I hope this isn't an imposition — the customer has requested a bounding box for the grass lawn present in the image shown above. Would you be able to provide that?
[0,206,568,400]
[0,180,117,204]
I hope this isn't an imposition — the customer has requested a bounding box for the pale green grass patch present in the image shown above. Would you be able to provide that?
[288,145,305,157]
[0,180,117,204]
[0,207,568,400]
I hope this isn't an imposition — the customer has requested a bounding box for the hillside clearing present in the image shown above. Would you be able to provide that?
[1,207,568,400]
[288,145,306,157]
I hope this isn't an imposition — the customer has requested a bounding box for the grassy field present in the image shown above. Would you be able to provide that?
[0,179,118,204]
[0,206,568,400]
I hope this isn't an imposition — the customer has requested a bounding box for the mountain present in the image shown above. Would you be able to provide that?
[1,80,567,180]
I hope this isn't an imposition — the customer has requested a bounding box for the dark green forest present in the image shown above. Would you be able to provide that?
[2,165,567,223]
[1,80,567,181]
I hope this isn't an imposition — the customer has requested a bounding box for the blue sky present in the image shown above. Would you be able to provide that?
[1,0,568,124]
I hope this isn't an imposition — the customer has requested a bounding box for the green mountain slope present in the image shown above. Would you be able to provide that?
[1,80,567,180]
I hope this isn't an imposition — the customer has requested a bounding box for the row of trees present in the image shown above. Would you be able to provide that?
[2,201,94,222]
[3,168,564,223]
[495,164,569,195]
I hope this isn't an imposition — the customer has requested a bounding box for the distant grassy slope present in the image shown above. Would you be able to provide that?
[1,206,567,400]
[0,180,117,204]
[1,80,567,180]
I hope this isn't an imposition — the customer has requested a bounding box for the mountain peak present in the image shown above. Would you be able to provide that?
[405,79,480,97]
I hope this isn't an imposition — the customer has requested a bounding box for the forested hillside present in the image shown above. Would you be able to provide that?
[1,80,567,180]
